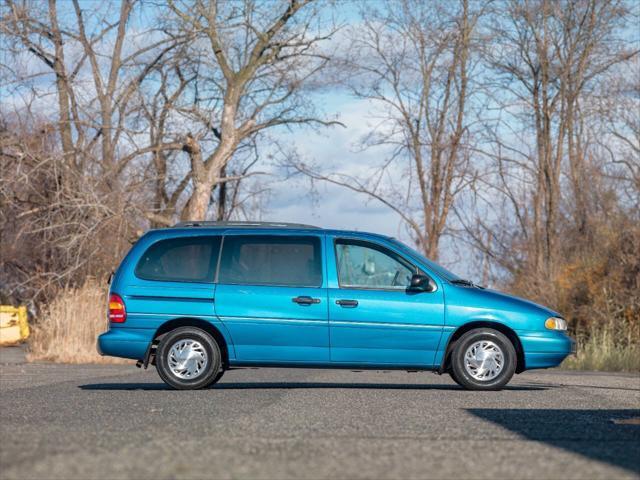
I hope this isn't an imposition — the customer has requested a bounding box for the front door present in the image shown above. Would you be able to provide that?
[214,233,329,363]
[327,237,445,367]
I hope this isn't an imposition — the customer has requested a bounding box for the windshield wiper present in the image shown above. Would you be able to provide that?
[450,279,487,289]
[450,279,484,288]
[451,279,473,286]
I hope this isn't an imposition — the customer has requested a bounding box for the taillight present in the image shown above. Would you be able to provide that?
[108,293,126,323]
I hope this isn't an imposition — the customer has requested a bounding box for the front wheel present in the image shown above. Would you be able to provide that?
[450,328,517,391]
[155,327,222,390]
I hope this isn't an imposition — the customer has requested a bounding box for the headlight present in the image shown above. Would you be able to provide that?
[545,317,567,331]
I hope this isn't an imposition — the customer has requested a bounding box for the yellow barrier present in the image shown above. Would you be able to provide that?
[0,306,30,345]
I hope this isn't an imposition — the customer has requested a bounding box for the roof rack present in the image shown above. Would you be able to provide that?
[173,221,320,229]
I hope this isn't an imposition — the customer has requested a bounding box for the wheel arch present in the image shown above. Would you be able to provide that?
[440,321,525,374]
[145,317,230,369]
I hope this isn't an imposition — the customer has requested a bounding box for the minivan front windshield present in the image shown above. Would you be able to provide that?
[387,238,462,282]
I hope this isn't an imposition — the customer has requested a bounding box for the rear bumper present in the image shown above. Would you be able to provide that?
[518,330,575,370]
[97,328,152,360]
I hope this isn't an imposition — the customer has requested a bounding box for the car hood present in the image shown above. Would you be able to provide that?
[444,283,561,325]
[479,287,560,318]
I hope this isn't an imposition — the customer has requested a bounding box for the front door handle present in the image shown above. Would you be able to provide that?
[292,296,320,306]
[336,299,358,308]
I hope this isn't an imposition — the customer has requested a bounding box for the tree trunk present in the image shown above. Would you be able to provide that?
[48,0,74,162]
[182,183,211,221]
[216,164,227,221]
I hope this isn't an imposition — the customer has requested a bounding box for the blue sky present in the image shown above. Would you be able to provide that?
[266,92,405,233]
[260,89,476,279]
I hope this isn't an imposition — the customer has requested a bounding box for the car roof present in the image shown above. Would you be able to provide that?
[147,221,391,241]
[173,221,321,229]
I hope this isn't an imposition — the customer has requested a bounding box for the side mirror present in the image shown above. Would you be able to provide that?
[408,274,436,292]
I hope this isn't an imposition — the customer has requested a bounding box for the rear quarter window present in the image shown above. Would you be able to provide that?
[135,236,221,283]
[218,235,322,287]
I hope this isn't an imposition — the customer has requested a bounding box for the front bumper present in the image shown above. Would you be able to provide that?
[97,327,152,360]
[518,330,575,370]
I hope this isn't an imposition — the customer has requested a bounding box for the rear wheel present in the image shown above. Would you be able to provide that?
[450,328,516,391]
[448,368,464,387]
[156,327,222,390]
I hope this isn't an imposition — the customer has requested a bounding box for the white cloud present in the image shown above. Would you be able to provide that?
[259,93,476,280]
[262,95,412,238]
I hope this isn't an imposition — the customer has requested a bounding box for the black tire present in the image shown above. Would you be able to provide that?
[156,327,222,390]
[448,368,464,387]
[450,328,517,391]
[207,369,225,387]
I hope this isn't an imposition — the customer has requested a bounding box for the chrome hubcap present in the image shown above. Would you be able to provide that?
[464,340,504,381]
[168,339,208,380]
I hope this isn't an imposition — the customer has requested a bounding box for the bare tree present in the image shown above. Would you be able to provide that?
[292,0,482,260]
[0,0,178,299]
[137,55,268,226]
[3,0,78,164]
[468,0,638,280]
[598,62,640,208]
[0,0,338,300]
[553,0,637,233]
[142,0,340,223]
[0,116,140,303]
[2,0,179,174]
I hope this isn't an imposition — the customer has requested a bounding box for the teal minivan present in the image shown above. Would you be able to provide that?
[98,222,574,390]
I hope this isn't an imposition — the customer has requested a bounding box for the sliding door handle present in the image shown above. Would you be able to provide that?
[336,299,358,308]
[292,296,320,305]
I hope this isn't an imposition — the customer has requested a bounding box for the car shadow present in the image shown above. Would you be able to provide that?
[548,383,640,392]
[467,408,640,475]
[79,381,548,391]
[211,382,547,391]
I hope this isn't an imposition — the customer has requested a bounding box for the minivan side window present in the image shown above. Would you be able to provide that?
[335,239,416,290]
[218,235,322,287]
[135,237,221,283]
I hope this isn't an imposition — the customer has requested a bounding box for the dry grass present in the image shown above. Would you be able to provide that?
[561,325,640,372]
[27,279,130,364]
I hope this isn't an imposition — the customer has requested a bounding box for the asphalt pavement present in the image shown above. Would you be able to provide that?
[0,346,639,480]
